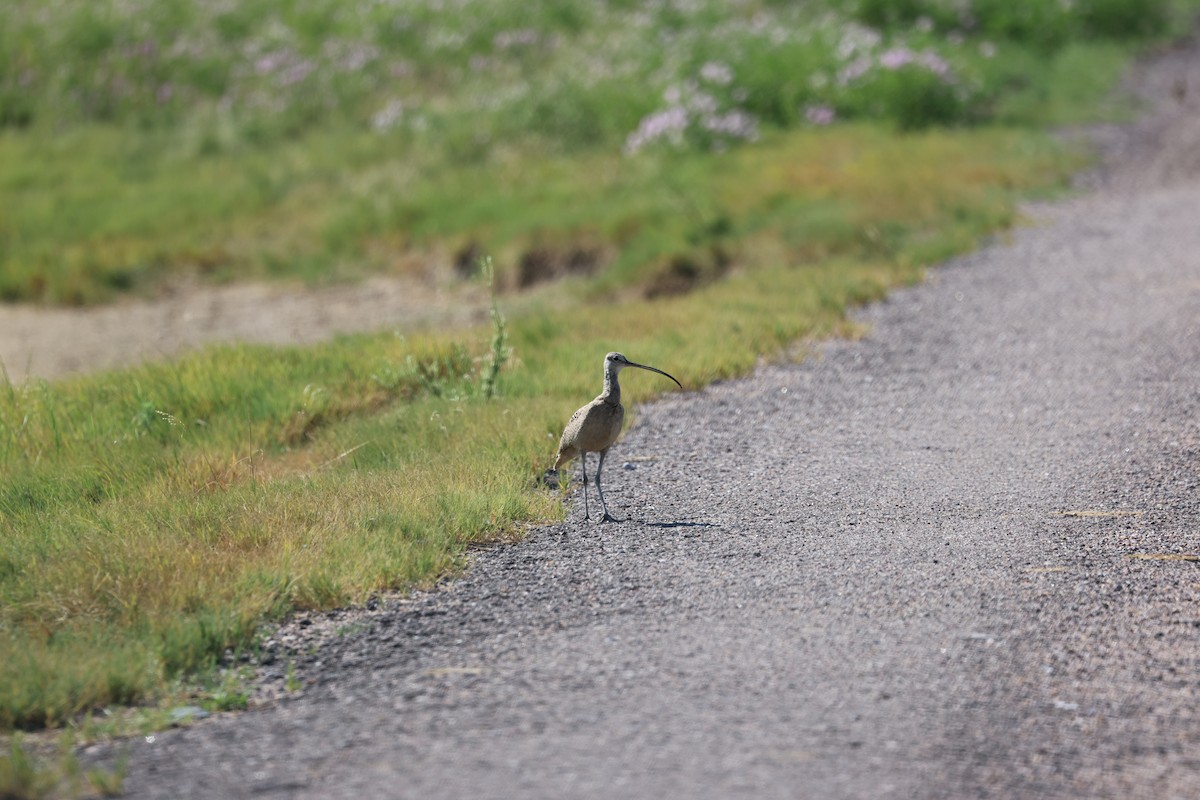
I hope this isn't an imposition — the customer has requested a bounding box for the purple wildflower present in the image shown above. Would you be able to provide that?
[804,104,836,126]
[699,61,733,86]
[493,29,539,49]
[837,24,882,59]
[469,55,497,73]
[325,41,380,72]
[917,51,951,77]
[624,105,689,155]
[372,99,404,132]
[255,53,283,75]
[701,109,758,141]
[279,60,314,87]
[685,88,719,115]
[837,56,873,86]
[877,48,954,81]
[625,72,760,156]
[879,47,916,70]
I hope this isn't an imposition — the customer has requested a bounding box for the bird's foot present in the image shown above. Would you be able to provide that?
[599,512,620,524]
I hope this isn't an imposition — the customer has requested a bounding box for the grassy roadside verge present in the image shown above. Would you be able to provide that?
[1,123,1077,733]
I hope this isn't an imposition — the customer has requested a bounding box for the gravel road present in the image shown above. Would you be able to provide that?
[95,44,1200,799]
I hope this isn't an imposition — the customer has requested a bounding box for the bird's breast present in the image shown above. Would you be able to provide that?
[572,402,624,452]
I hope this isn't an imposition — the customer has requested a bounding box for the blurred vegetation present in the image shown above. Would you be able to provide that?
[1,0,1187,135]
[1,0,1197,304]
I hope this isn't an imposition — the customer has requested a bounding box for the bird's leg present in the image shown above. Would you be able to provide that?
[579,451,590,521]
[596,448,618,523]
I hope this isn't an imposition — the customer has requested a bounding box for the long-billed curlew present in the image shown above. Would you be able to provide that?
[555,352,682,523]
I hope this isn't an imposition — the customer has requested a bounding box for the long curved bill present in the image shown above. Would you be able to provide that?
[628,360,683,389]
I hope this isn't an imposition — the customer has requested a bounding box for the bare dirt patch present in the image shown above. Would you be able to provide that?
[0,275,489,383]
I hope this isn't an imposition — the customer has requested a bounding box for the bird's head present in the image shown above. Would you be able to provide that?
[605,352,631,371]
[603,352,682,388]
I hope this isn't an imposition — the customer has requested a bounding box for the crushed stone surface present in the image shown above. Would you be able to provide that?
[89,40,1200,799]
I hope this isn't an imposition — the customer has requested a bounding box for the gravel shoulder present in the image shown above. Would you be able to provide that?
[91,41,1200,799]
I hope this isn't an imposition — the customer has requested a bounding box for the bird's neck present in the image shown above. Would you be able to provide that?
[599,369,621,405]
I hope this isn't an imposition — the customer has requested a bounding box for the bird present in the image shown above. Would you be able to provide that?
[554,352,682,523]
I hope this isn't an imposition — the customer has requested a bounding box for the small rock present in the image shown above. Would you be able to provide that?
[170,706,211,725]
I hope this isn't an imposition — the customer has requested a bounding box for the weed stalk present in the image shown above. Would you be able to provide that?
[478,256,510,400]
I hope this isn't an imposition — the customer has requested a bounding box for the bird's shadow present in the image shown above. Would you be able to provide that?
[558,517,717,530]
[538,469,561,491]
[539,468,717,531]
[641,520,717,530]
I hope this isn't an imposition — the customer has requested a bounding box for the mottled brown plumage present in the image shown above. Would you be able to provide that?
[555,352,681,522]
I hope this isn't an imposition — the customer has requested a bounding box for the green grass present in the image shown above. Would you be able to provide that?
[0,108,1082,306]
[992,41,1143,125]
[2,0,1198,304]
[0,733,125,799]
[1,0,1197,741]
[0,123,1079,731]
